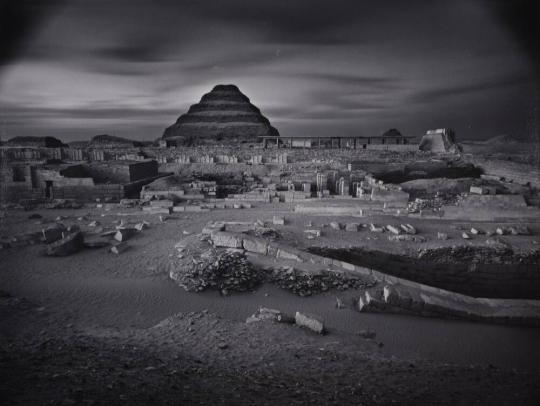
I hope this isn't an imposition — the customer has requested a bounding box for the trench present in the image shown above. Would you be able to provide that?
[307,247,540,299]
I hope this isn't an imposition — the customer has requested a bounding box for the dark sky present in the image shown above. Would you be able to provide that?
[0,0,538,142]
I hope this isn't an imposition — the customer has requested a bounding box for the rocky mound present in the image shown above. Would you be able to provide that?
[163,84,279,145]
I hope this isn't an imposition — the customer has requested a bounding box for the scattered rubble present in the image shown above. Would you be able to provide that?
[388,234,426,243]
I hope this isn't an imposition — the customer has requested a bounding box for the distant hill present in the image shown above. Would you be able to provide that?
[88,134,144,147]
[483,134,523,144]
[461,134,538,154]
[68,141,89,148]
[6,136,66,148]
[463,134,528,145]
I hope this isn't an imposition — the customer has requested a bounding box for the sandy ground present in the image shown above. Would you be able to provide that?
[1,205,540,404]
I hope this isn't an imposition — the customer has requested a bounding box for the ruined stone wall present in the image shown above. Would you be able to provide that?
[50,184,124,201]
[0,185,44,203]
[84,162,132,183]
[143,146,427,165]
[33,168,95,188]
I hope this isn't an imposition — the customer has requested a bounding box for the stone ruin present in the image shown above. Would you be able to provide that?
[419,128,462,153]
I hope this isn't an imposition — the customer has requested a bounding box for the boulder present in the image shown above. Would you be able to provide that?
[46,231,84,256]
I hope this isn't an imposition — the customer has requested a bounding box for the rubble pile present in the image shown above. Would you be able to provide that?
[418,245,540,265]
[248,226,281,241]
[264,266,369,297]
[174,249,263,294]
[407,192,461,213]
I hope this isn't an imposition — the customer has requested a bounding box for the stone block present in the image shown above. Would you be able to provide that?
[304,229,321,238]
[185,205,203,212]
[242,236,268,255]
[276,248,303,262]
[358,289,386,312]
[295,312,324,334]
[150,199,174,207]
[211,232,244,248]
[142,206,171,214]
[46,231,84,256]
[110,242,129,254]
[134,221,149,231]
[400,224,417,234]
[330,221,342,230]
[369,223,384,233]
[114,228,137,242]
[272,216,285,225]
[345,223,359,232]
[386,225,401,235]
[469,186,485,195]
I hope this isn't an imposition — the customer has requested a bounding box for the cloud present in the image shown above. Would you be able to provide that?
[409,72,533,104]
